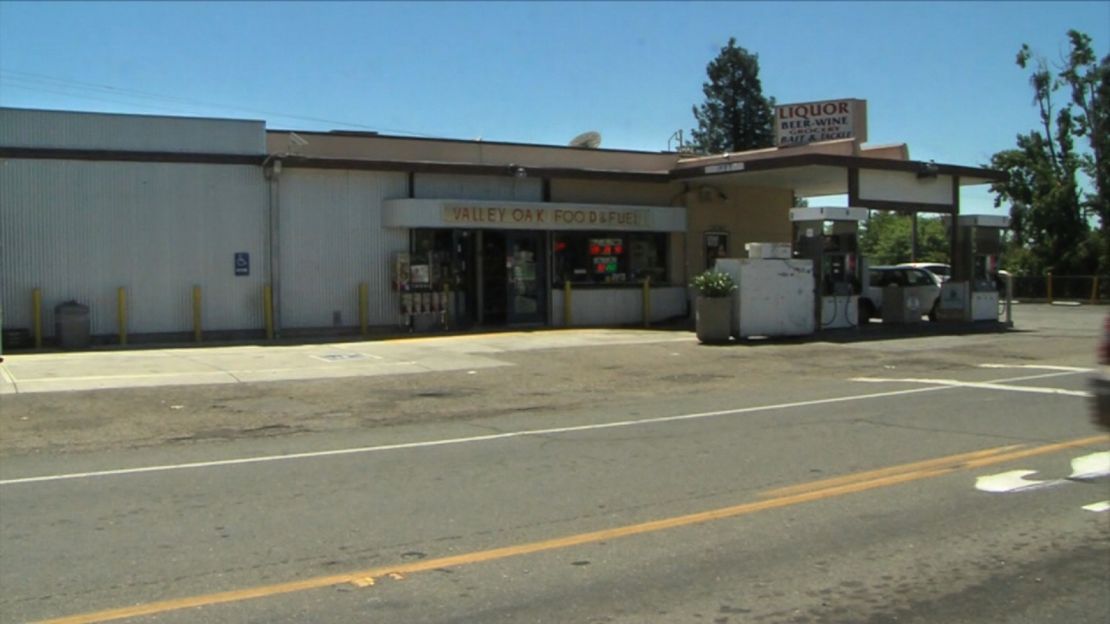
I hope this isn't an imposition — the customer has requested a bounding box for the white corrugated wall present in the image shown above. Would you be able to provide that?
[277,169,409,330]
[0,159,268,337]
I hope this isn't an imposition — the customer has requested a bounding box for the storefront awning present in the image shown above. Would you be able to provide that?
[383,199,686,232]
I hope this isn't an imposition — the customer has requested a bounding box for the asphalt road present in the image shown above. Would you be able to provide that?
[1,305,1108,623]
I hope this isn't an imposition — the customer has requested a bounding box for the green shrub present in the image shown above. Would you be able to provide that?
[691,270,736,298]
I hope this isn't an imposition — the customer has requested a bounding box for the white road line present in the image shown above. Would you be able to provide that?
[973,453,1108,497]
[975,470,1056,493]
[0,387,951,485]
[979,364,1093,373]
[1069,452,1110,480]
[0,370,1085,487]
[1082,501,1110,512]
[852,377,1091,398]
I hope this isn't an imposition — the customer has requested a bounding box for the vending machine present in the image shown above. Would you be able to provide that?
[715,244,815,339]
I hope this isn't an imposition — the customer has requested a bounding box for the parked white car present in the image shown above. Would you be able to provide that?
[860,265,943,322]
[896,262,951,283]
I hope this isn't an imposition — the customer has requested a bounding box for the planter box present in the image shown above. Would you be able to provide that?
[696,296,732,344]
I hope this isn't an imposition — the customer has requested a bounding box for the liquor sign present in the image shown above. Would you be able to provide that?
[774,99,867,147]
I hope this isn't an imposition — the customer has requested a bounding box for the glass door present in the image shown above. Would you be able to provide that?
[505,232,546,325]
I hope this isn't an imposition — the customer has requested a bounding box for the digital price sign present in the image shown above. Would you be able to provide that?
[588,238,624,256]
[588,238,623,274]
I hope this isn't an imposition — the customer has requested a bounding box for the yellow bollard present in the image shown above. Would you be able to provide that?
[32,288,42,349]
[117,287,128,345]
[263,285,274,340]
[642,276,651,328]
[1046,272,1053,304]
[359,283,369,337]
[563,280,572,327]
[193,286,202,342]
[442,282,451,329]
[1091,275,1100,305]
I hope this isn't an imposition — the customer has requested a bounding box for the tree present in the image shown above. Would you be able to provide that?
[1061,31,1110,247]
[859,212,950,266]
[690,38,775,154]
[989,30,1109,274]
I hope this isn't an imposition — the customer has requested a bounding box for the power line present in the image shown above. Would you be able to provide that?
[0,82,239,118]
[0,69,441,137]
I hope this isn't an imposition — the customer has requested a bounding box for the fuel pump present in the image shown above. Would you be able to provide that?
[789,207,869,329]
[942,215,1010,321]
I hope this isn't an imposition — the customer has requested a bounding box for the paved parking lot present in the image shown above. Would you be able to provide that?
[0,304,1101,457]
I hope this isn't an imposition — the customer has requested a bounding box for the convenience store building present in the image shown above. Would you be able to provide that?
[0,105,1003,344]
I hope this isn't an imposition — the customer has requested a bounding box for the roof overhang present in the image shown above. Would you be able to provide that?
[277,155,672,183]
[670,152,1005,197]
[2,143,1007,207]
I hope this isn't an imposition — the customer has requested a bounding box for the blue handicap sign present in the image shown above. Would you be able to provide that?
[234,252,250,276]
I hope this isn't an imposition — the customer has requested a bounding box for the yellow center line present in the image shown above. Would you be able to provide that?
[35,434,1109,624]
[758,443,1026,498]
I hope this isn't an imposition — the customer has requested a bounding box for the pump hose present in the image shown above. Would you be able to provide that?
[821,294,839,328]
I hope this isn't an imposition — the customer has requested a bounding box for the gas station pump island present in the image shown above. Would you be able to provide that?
[711,208,1010,341]
[789,207,868,330]
[939,215,1011,323]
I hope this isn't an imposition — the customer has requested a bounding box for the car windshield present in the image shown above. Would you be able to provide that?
[905,269,934,286]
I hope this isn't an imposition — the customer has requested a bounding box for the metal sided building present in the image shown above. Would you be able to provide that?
[0,108,269,344]
[0,106,1003,346]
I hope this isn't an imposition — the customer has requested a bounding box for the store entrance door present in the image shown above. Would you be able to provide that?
[480,231,546,325]
[480,231,508,324]
[504,232,546,325]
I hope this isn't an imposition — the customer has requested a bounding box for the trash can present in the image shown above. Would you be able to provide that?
[55,301,91,349]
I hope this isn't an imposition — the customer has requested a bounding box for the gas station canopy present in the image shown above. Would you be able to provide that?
[671,140,1005,212]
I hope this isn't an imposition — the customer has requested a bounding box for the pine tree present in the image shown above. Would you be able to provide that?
[690,38,775,154]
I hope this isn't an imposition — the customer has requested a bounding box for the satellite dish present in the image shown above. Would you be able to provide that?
[568,131,602,149]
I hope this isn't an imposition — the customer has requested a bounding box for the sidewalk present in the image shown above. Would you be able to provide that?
[0,329,694,395]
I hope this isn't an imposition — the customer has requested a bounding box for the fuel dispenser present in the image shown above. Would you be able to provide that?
[938,215,1010,322]
[789,207,869,329]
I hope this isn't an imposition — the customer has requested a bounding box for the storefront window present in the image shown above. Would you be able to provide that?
[410,229,457,290]
[553,232,668,286]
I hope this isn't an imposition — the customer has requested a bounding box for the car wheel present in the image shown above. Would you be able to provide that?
[928,302,938,322]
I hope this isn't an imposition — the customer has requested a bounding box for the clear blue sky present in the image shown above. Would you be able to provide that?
[1,1,1107,214]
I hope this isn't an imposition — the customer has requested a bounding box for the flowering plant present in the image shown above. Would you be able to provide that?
[691,270,736,298]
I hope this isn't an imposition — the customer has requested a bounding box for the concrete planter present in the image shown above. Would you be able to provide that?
[695,296,732,344]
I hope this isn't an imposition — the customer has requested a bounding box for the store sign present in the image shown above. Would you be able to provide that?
[443,204,651,229]
[774,99,867,147]
[383,199,686,232]
[704,162,745,175]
